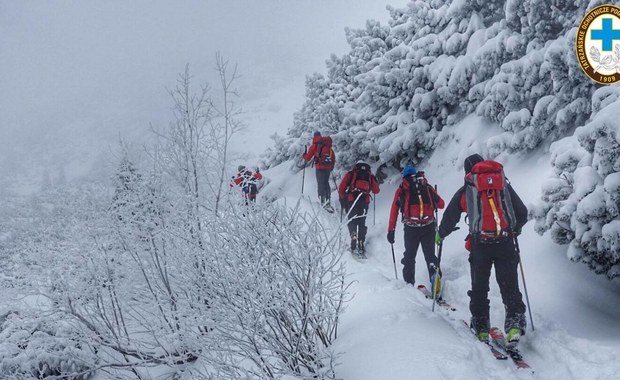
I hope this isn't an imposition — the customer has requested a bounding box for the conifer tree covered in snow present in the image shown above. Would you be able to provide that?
[264,0,601,170]
[534,86,620,280]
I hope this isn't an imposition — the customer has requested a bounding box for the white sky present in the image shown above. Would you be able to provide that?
[0,0,399,186]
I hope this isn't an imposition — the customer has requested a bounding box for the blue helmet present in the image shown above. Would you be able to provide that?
[401,165,417,177]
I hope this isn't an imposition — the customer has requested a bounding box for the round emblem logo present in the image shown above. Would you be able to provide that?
[576,4,620,85]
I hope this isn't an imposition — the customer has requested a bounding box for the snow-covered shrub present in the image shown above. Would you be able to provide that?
[200,200,346,380]
[11,66,348,379]
[0,312,96,379]
[535,88,620,279]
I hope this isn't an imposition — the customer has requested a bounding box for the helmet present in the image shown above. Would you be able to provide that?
[401,165,416,177]
[238,165,246,172]
[313,131,321,137]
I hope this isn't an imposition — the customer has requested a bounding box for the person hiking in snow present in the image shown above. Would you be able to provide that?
[436,154,528,348]
[387,165,445,291]
[303,131,336,212]
[338,161,380,256]
[231,165,263,203]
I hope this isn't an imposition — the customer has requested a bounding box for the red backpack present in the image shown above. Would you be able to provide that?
[347,162,372,193]
[399,173,436,226]
[315,136,335,167]
[464,160,517,239]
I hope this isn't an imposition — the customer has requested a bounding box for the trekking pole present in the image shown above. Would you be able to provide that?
[431,184,440,312]
[372,196,376,225]
[514,237,535,331]
[301,145,307,195]
[390,243,398,280]
[431,242,443,312]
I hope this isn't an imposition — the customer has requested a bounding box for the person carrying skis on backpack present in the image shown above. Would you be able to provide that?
[387,165,445,293]
[303,131,336,212]
[435,154,528,348]
[338,161,380,256]
[231,165,263,203]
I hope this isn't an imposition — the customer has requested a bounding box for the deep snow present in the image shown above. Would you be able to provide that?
[261,115,620,380]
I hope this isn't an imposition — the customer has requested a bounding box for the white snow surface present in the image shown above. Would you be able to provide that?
[261,115,620,380]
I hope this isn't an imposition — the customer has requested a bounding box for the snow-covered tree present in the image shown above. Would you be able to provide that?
[264,0,600,172]
[534,86,620,279]
[6,63,348,379]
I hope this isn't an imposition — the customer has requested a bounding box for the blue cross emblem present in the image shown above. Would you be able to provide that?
[591,18,620,51]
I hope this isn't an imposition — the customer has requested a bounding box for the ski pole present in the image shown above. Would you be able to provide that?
[431,184,441,312]
[301,145,307,195]
[390,243,398,280]
[431,242,443,312]
[514,237,535,332]
[373,195,376,226]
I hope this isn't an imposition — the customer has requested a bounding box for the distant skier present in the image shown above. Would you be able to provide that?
[436,154,528,348]
[231,165,263,203]
[387,165,444,292]
[303,131,336,212]
[338,161,380,256]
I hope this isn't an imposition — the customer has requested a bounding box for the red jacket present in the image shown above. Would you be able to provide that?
[338,170,380,204]
[231,171,263,186]
[231,170,263,200]
[303,135,336,170]
[388,177,445,232]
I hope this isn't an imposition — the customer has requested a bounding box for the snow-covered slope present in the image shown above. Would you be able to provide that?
[261,115,620,380]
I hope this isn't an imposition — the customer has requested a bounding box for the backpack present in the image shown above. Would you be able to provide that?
[315,136,334,166]
[240,171,258,196]
[399,173,436,226]
[347,162,372,194]
[464,160,517,239]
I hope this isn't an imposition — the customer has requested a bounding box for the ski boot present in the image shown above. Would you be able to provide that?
[323,200,335,213]
[357,240,367,259]
[505,328,522,349]
[350,232,358,253]
[471,317,490,343]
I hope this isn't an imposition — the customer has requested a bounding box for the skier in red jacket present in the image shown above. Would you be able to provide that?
[338,161,380,256]
[231,165,263,202]
[387,165,444,291]
[303,131,336,212]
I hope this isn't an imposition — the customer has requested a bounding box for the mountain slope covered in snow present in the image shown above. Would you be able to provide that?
[261,115,620,379]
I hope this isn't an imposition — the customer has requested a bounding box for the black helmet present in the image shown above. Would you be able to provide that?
[464,154,484,174]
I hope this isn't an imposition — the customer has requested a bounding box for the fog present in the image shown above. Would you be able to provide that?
[0,0,397,191]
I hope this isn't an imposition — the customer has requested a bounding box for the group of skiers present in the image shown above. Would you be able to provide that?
[230,132,529,350]
[302,133,529,350]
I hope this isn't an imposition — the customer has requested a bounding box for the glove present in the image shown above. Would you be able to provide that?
[435,231,443,245]
[513,226,522,236]
[387,231,395,244]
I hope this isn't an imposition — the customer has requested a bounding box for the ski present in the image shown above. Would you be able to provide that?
[489,327,533,372]
[416,285,456,311]
[462,321,508,360]
[350,249,367,261]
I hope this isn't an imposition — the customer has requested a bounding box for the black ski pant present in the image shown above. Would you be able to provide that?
[468,238,527,334]
[401,222,438,284]
[315,169,332,204]
[346,196,368,242]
